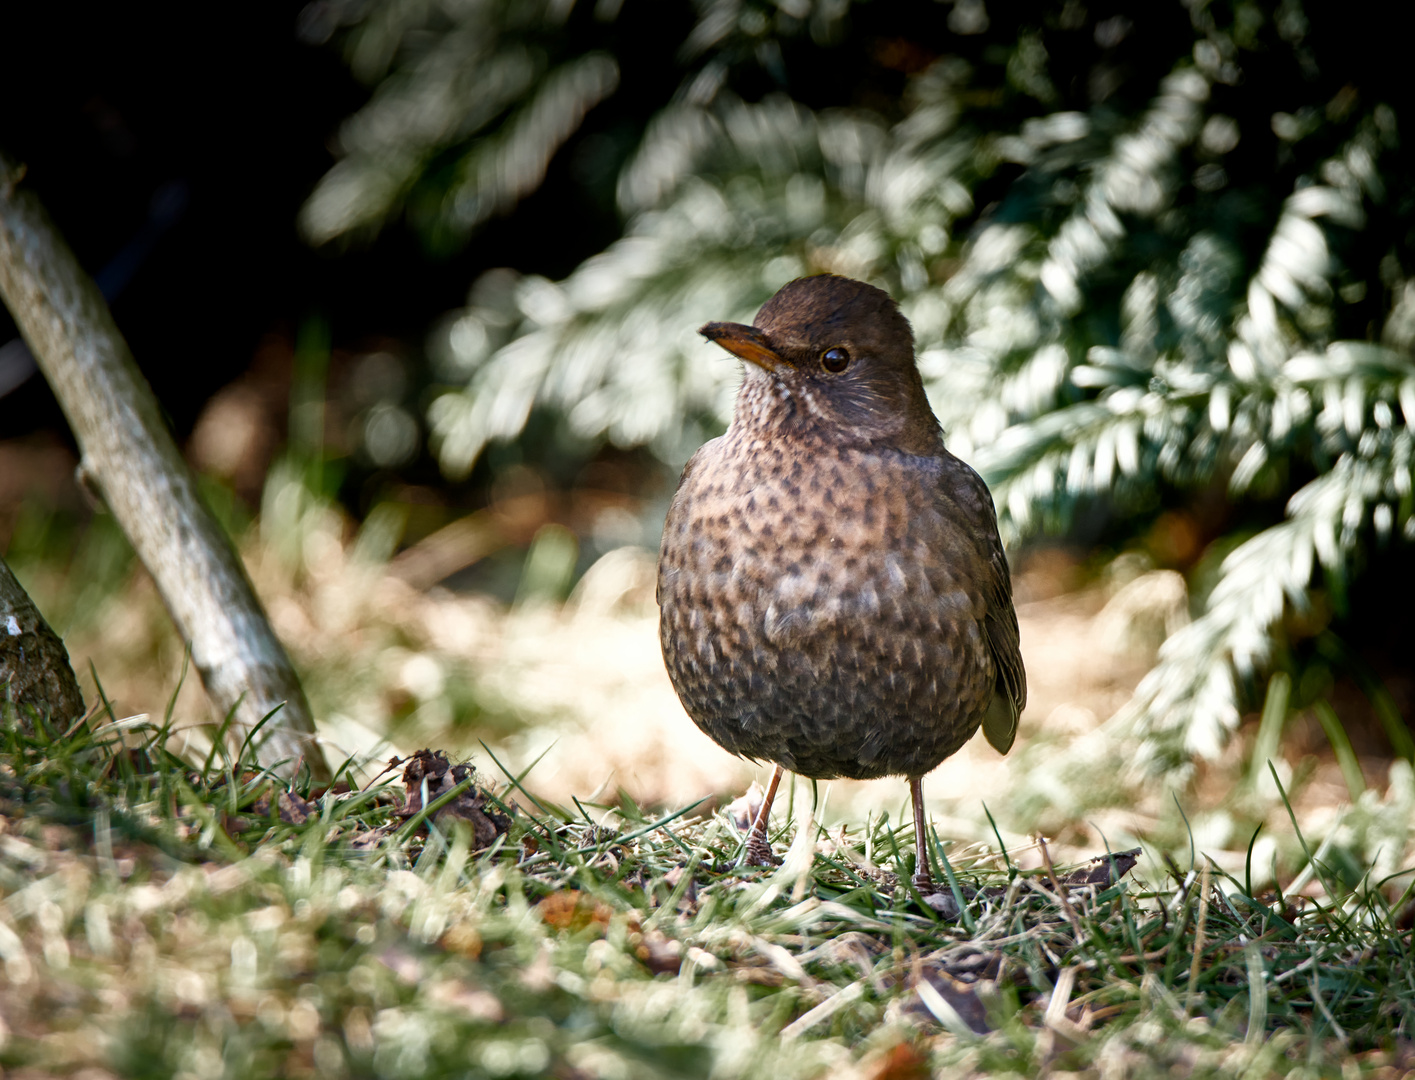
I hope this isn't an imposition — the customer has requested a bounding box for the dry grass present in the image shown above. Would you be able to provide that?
[15,497,1407,894]
[7,492,1415,1075]
[3,699,1415,1079]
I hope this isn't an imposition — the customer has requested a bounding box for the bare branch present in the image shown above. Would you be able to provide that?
[0,150,328,779]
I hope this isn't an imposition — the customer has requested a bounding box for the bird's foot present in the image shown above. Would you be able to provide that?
[731,765,785,869]
[918,888,961,920]
[741,829,779,868]
[910,873,966,920]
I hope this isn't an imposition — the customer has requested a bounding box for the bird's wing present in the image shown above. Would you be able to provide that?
[937,454,1027,753]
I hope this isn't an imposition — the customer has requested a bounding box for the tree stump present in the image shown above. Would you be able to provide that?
[0,556,84,730]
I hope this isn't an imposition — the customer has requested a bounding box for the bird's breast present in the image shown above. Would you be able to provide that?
[657,433,998,779]
[661,438,986,656]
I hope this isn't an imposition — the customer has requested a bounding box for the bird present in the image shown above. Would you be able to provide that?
[656,273,1026,892]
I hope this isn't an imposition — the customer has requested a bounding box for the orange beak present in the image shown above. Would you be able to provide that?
[699,322,788,373]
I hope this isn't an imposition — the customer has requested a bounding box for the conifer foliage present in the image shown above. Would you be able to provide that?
[306,0,1415,768]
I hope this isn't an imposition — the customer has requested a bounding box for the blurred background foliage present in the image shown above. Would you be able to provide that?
[3,0,1415,799]
[296,0,1415,775]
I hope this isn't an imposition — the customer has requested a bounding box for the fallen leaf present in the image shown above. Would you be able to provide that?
[251,788,317,825]
[397,749,512,849]
[538,890,612,934]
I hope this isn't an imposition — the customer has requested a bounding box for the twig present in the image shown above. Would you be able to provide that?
[1186,862,1212,1012]
[1037,837,1085,941]
[780,979,866,1039]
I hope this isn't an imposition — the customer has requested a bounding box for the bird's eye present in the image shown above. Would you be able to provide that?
[821,347,850,373]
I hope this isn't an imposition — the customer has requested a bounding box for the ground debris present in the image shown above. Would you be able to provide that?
[895,946,1009,1034]
[899,848,1144,1033]
[342,749,512,853]
[861,1041,932,1080]
[394,748,512,849]
[538,889,613,934]
[250,786,318,825]
[1058,846,1141,889]
[627,923,683,974]
[917,845,1142,919]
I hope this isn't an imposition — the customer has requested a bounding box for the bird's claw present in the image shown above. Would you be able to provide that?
[742,831,779,867]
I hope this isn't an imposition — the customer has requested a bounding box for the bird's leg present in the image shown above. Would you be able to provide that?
[910,776,937,893]
[741,764,785,867]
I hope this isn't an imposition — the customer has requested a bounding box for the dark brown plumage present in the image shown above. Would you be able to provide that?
[656,274,1026,888]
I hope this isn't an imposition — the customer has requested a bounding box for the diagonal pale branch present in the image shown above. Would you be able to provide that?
[0,152,329,779]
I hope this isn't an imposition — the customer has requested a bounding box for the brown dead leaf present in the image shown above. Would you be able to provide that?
[900,948,1009,1034]
[914,968,996,1034]
[251,788,317,825]
[863,1042,931,1080]
[1059,847,1141,889]
[397,749,512,849]
[628,928,682,974]
[732,965,783,986]
[348,823,397,852]
[441,922,484,959]
[537,890,612,934]
[725,781,766,831]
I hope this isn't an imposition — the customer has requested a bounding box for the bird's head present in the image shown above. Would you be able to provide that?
[700,275,941,453]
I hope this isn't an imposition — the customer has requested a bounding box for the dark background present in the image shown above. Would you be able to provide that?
[0,0,1201,446]
[1,0,1393,447]
[0,0,1403,526]
[0,1,655,443]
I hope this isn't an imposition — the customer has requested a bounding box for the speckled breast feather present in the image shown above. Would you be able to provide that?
[658,422,997,780]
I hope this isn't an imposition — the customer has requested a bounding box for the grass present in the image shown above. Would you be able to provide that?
[4,698,1415,1079]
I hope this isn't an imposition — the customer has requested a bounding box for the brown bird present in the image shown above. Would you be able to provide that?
[656,274,1026,891]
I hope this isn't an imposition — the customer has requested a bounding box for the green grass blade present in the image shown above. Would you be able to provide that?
[387,775,475,850]
[1249,671,1291,783]
[236,700,288,771]
[1313,699,1364,801]
[932,826,976,934]
[478,738,554,817]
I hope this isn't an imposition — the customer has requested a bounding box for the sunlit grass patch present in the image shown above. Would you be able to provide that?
[3,702,1415,1078]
